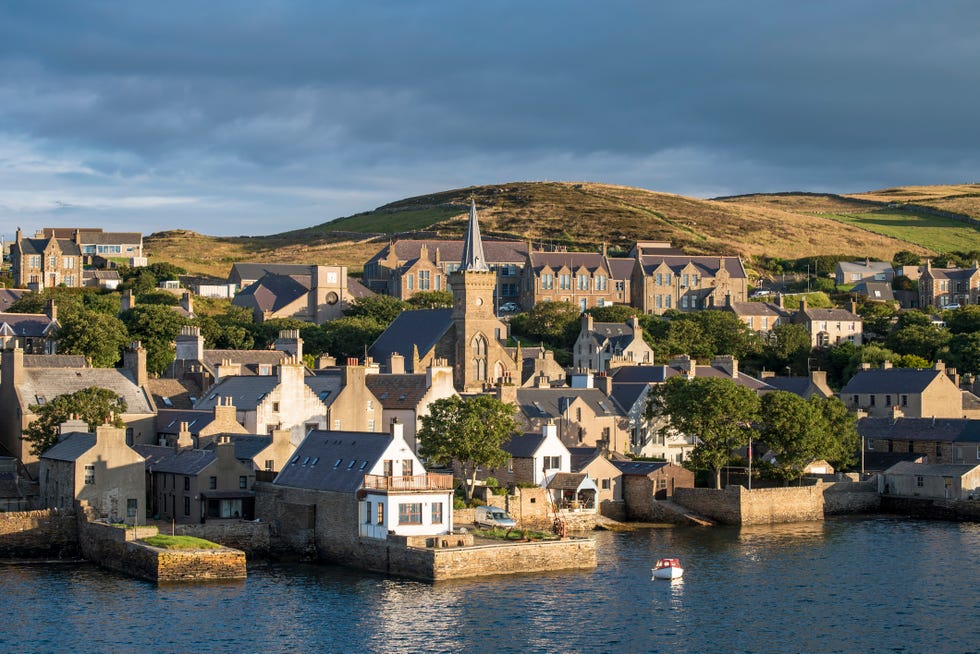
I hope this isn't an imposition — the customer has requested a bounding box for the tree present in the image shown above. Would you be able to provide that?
[892,250,921,267]
[407,290,453,309]
[757,323,811,375]
[586,305,641,323]
[119,304,189,375]
[22,387,127,456]
[947,306,980,335]
[947,332,980,376]
[343,295,409,325]
[647,376,760,489]
[509,301,581,349]
[885,324,950,362]
[321,316,386,361]
[417,395,519,501]
[816,396,859,471]
[58,309,130,367]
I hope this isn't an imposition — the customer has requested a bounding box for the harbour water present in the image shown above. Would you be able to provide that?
[3,516,978,653]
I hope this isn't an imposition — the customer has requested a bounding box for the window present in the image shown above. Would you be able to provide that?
[184,476,190,491]
[656,273,663,286]
[406,274,413,290]
[432,503,443,524]
[49,255,57,268]
[64,256,75,269]
[402,459,414,477]
[333,419,342,430]
[239,476,247,489]
[916,476,924,488]
[541,273,554,290]
[869,395,876,407]
[559,274,571,290]
[265,459,275,471]
[367,419,375,431]
[272,402,280,412]
[209,476,217,490]
[399,503,423,525]
[595,275,607,291]
[657,479,667,490]
[366,400,373,411]
[377,503,385,525]
[885,395,891,407]
[936,444,942,456]
[615,281,625,292]
[127,499,137,518]
[184,496,191,516]
[365,502,372,523]
[682,274,689,287]
[665,295,672,308]
[852,395,859,405]
[543,455,561,470]
[656,295,662,309]
[901,395,908,407]
[601,478,610,490]
[383,460,393,477]
[419,270,430,290]
[29,255,41,268]
[577,274,589,290]
[84,465,95,485]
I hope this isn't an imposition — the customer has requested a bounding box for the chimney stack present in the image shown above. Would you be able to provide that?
[123,341,148,387]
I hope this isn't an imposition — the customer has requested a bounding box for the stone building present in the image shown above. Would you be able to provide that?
[39,421,146,523]
[232,265,354,324]
[0,300,60,354]
[631,245,748,315]
[613,460,695,520]
[790,297,862,348]
[490,422,571,488]
[519,249,619,311]
[572,313,654,373]
[857,417,980,466]
[840,361,978,419]
[9,228,84,290]
[918,260,979,309]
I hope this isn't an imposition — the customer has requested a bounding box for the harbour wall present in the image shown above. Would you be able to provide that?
[173,521,270,557]
[0,509,79,558]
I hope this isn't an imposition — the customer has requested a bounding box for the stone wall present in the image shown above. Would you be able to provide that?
[174,521,271,556]
[673,487,742,525]
[429,538,596,580]
[673,484,825,525]
[152,547,247,582]
[0,509,79,558]
[881,496,980,521]
[505,487,551,529]
[823,479,880,515]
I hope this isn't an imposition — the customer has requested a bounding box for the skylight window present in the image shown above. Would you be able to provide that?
[311,457,319,466]
[302,456,310,466]
[359,461,368,470]
[334,459,343,468]
[347,460,356,469]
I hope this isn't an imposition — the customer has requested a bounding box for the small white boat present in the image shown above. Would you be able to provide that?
[652,558,684,580]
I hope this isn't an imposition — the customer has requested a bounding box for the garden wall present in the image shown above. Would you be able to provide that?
[174,521,270,556]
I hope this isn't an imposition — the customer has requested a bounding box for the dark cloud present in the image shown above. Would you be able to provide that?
[0,1,978,235]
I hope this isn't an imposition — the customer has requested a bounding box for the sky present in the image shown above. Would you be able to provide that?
[1,1,978,237]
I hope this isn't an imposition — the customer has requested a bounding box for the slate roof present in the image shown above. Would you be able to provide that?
[852,281,895,302]
[202,435,273,461]
[726,302,788,317]
[368,308,453,366]
[194,376,280,411]
[503,433,547,458]
[798,307,861,322]
[637,254,746,279]
[609,364,773,411]
[273,430,395,492]
[547,472,589,490]
[568,446,603,472]
[841,368,943,395]
[516,388,624,421]
[20,367,154,414]
[304,374,343,406]
[883,461,980,477]
[230,263,313,283]
[347,277,374,299]
[23,354,87,368]
[863,451,925,472]
[146,378,201,410]
[761,377,813,397]
[857,418,980,443]
[41,432,96,462]
[0,289,27,310]
[367,240,528,267]
[612,460,671,476]
[179,274,229,288]
[156,409,216,435]
[16,237,82,256]
[0,312,56,338]
[133,444,216,475]
[365,374,429,409]
[203,349,287,372]
[527,251,609,274]
[234,273,310,313]
[606,258,635,281]
[924,266,978,281]
[837,260,893,277]
[82,232,142,245]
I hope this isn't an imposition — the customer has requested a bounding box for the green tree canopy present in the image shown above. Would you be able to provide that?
[320,316,386,361]
[947,306,980,335]
[23,387,127,456]
[585,304,642,323]
[884,324,950,362]
[407,290,453,309]
[344,294,409,325]
[119,304,189,375]
[509,301,581,349]
[892,250,921,266]
[757,323,812,376]
[417,395,519,501]
[57,309,130,367]
[947,332,980,376]
[647,376,760,489]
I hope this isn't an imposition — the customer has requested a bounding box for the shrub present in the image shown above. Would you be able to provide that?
[484,476,499,488]
[453,497,466,510]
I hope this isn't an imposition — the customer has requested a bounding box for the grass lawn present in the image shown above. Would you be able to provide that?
[141,535,222,550]
[318,206,461,233]
[818,209,980,252]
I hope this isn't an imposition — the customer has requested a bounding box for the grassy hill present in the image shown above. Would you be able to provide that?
[145,182,978,278]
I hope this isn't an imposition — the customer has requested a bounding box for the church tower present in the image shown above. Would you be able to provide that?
[449,200,517,391]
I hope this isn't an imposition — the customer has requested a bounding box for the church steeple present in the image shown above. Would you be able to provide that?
[459,199,489,272]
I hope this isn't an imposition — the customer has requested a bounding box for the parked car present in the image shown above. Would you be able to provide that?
[750,290,772,298]
[499,302,520,313]
[945,303,961,310]
[474,506,516,529]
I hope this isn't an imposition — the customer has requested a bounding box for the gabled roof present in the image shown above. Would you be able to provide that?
[368,308,453,366]
[81,231,142,245]
[612,460,671,476]
[24,354,86,368]
[367,240,528,267]
[233,273,310,313]
[304,373,343,407]
[547,472,590,491]
[132,444,216,475]
[637,254,746,279]
[0,312,56,338]
[273,430,396,492]
[20,367,154,414]
[609,363,773,411]
[365,374,429,409]
[145,378,201,410]
[762,377,813,396]
[528,251,608,274]
[883,461,980,477]
[924,265,978,281]
[16,237,81,256]
[857,418,980,444]
[41,432,96,461]
[606,258,635,281]
[156,409,216,435]
[841,368,944,395]
[230,263,313,283]
[347,277,374,299]
[797,307,861,322]
[503,433,547,458]
[194,376,280,411]
[726,302,788,317]
[568,446,604,472]
[852,281,895,302]
[0,289,28,309]
[202,435,273,461]
[516,388,624,420]
[837,260,893,275]
[203,349,288,372]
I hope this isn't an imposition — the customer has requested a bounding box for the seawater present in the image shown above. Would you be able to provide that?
[2,516,978,654]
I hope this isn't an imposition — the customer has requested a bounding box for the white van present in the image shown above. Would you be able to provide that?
[474,506,516,528]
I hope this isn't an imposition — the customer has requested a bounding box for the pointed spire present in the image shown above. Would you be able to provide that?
[460,199,489,272]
